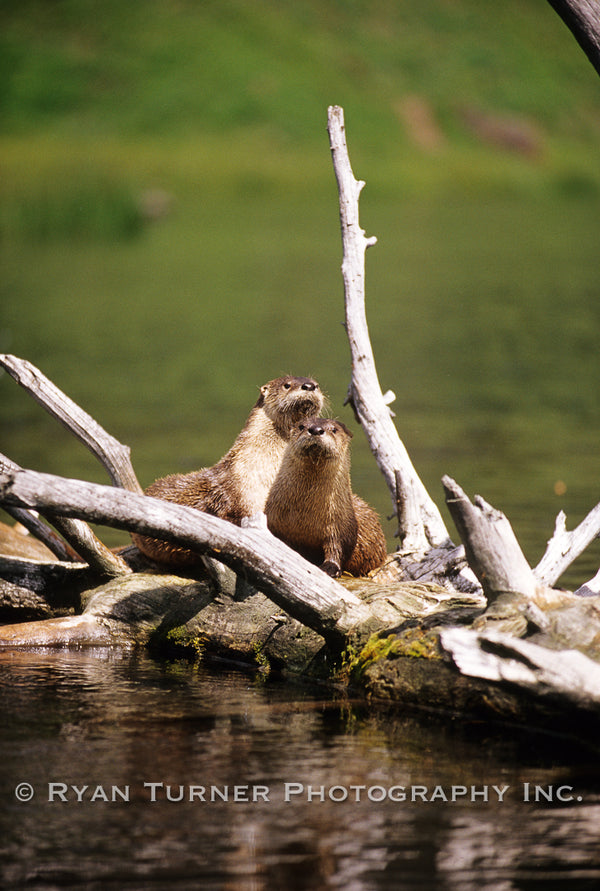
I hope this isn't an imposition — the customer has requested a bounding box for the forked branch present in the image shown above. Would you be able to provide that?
[534,503,600,587]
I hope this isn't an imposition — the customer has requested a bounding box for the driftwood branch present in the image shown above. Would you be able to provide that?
[534,503,600,587]
[443,473,600,604]
[327,105,450,555]
[442,475,542,603]
[441,626,600,710]
[0,354,142,493]
[0,354,140,576]
[0,453,79,562]
[2,504,80,563]
[0,451,129,577]
[547,0,600,77]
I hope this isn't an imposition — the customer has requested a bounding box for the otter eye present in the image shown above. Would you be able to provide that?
[283,382,291,389]
[298,423,305,430]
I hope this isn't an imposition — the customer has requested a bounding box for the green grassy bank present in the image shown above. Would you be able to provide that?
[1,0,600,216]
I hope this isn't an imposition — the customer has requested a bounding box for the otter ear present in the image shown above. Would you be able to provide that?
[256,384,268,407]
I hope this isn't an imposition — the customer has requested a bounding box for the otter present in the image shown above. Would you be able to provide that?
[132,375,324,565]
[265,417,387,577]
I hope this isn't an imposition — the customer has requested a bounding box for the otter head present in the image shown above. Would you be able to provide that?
[257,376,325,434]
[291,417,353,462]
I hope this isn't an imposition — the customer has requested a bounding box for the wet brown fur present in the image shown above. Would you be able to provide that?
[132,376,324,566]
[265,417,387,577]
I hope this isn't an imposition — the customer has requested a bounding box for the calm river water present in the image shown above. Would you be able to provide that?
[1,649,600,889]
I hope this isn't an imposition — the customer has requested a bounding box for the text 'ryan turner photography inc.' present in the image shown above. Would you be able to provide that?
[14,781,584,805]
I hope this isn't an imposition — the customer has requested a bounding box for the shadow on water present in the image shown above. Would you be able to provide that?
[1,648,599,889]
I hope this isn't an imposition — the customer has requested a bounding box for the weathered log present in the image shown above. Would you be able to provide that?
[0,517,59,562]
[327,106,450,555]
[0,571,329,676]
[4,468,600,729]
[0,467,488,646]
[0,504,80,562]
[0,577,56,622]
[0,538,99,619]
[0,354,138,576]
[376,542,481,596]
[0,467,383,648]
[442,474,600,613]
[329,604,600,729]
[0,553,91,599]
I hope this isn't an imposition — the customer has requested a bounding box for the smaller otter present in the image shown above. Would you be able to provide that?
[265,417,387,577]
[132,375,324,566]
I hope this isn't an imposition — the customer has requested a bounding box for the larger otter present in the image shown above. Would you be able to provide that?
[132,375,324,566]
[265,417,387,577]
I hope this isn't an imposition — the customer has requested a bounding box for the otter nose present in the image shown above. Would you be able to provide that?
[308,423,325,436]
[301,381,317,391]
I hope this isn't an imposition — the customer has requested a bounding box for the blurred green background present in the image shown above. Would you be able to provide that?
[1,0,600,585]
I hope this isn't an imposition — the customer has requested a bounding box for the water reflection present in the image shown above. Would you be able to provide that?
[0,649,599,888]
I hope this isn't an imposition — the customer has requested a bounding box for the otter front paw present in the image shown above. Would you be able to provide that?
[320,560,341,578]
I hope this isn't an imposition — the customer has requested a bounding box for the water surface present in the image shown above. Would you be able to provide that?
[1,650,599,889]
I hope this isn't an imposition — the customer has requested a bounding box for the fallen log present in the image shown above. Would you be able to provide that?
[0,354,142,493]
[4,462,600,730]
[3,460,600,730]
[0,467,483,650]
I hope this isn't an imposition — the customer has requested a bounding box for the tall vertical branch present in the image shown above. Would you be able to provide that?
[327,105,449,554]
